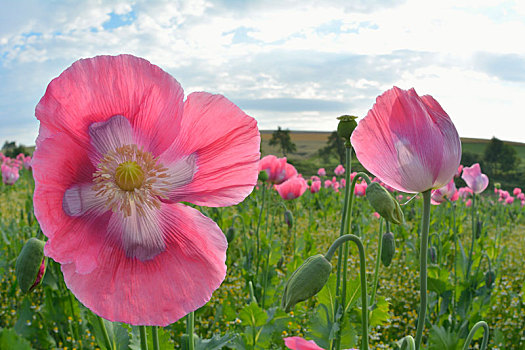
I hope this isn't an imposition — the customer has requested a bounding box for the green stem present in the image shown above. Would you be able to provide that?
[369,219,384,309]
[333,146,352,350]
[466,193,477,278]
[451,202,458,329]
[152,326,159,350]
[139,325,148,350]
[96,316,112,350]
[462,321,489,350]
[325,234,369,350]
[186,312,195,350]
[415,190,432,350]
[400,335,416,350]
[255,184,267,281]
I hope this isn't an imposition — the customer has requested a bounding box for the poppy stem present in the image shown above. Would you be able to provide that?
[186,311,195,350]
[369,218,384,309]
[152,326,159,350]
[414,190,431,350]
[139,325,148,350]
[462,321,489,350]
[96,315,113,350]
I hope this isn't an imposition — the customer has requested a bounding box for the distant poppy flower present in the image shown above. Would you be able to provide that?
[455,165,463,178]
[354,182,367,197]
[275,176,307,200]
[465,199,472,207]
[324,179,332,188]
[310,180,321,193]
[259,155,297,184]
[461,163,489,194]
[498,189,509,199]
[32,55,260,326]
[334,164,345,176]
[1,164,19,185]
[431,179,459,205]
[505,196,514,205]
[458,187,473,199]
[351,87,461,193]
[513,187,521,196]
[317,168,326,176]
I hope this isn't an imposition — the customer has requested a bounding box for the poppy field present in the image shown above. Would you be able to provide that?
[1,56,525,350]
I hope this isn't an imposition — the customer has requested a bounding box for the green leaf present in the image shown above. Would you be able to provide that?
[427,325,460,350]
[0,328,33,350]
[239,302,267,328]
[195,333,236,350]
[369,296,390,328]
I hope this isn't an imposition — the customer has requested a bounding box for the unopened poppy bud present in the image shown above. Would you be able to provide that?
[428,246,437,264]
[15,238,47,293]
[476,219,483,239]
[281,254,332,312]
[381,232,395,267]
[284,210,294,229]
[225,227,235,243]
[337,115,358,142]
[485,270,496,289]
[366,182,404,225]
[258,170,269,182]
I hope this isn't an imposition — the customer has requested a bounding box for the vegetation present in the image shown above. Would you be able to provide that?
[269,127,297,157]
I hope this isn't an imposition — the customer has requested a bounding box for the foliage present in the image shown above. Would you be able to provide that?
[318,131,346,164]
[1,141,30,158]
[269,127,296,157]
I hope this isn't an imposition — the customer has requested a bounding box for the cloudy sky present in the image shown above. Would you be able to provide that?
[1,0,524,146]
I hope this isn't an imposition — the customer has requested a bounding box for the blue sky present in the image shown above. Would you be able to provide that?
[1,0,525,146]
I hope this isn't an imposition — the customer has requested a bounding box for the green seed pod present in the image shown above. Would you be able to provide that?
[428,246,437,264]
[366,182,404,225]
[381,232,395,267]
[15,238,47,293]
[337,115,358,141]
[281,254,332,312]
[476,219,483,239]
[258,170,269,182]
[485,270,496,289]
[225,227,235,243]
[284,210,294,229]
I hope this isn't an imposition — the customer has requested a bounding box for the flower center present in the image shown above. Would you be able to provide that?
[115,161,145,191]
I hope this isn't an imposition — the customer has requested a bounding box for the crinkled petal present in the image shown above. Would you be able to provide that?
[61,203,227,326]
[35,55,183,154]
[284,337,324,350]
[88,115,135,166]
[160,92,260,206]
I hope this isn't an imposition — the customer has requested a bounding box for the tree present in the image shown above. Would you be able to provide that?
[318,131,345,164]
[269,127,296,157]
[1,141,29,158]
[483,137,519,175]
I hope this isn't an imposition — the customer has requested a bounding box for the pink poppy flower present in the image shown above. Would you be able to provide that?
[431,179,458,205]
[499,190,509,199]
[310,180,321,193]
[458,186,473,199]
[351,87,461,193]
[505,196,514,205]
[275,176,307,200]
[32,55,260,326]
[310,175,320,182]
[455,165,463,178]
[332,181,340,191]
[513,187,521,196]
[317,168,326,177]
[1,164,20,185]
[23,156,32,170]
[517,192,525,201]
[340,178,346,187]
[465,199,472,207]
[373,212,381,219]
[259,155,297,184]
[324,179,332,188]
[354,182,367,197]
[461,163,489,194]
[334,164,345,176]
[284,336,356,350]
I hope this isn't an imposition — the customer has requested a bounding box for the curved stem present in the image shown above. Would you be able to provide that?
[415,190,432,350]
[462,321,489,350]
[400,335,416,350]
[325,234,369,350]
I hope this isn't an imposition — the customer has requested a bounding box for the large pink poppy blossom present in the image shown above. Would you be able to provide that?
[259,155,297,184]
[32,55,260,326]
[461,163,489,194]
[284,336,356,350]
[351,87,461,193]
[275,176,307,200]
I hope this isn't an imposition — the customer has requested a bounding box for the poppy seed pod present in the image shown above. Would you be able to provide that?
[225,227,235,243]
[337,115,358,141]
[485,270,496,289]
[281,254,332,312]
[15,238,47,293]
[284,210,294,229]
[366,182,404,225]
[381,232,395,267]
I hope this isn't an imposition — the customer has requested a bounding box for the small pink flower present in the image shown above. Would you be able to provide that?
[351,87,461,193]
[1,164,20,185]
[499,190,509,199]
[431,179,458,205]
[324,179,332,188]
[284,336,356,350]
[373,212,381,219]
[275,176,307,200]
[458,186,473,199]
[505,196,514,205]
[517,192,525,201]
[332,181,340,191]
[310,180,321,193]
[334,164,345,176]
[23,156,32,170]
[317,168,326,176]
[513,187,522,196]
[32,55,260,326]
[465,199,472,207]
[455,165,463,178]
[310,175,320,182]
[461,163,489,194]
[340,178,346,187]
[354,182,367,197]
[259,155,297,184]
